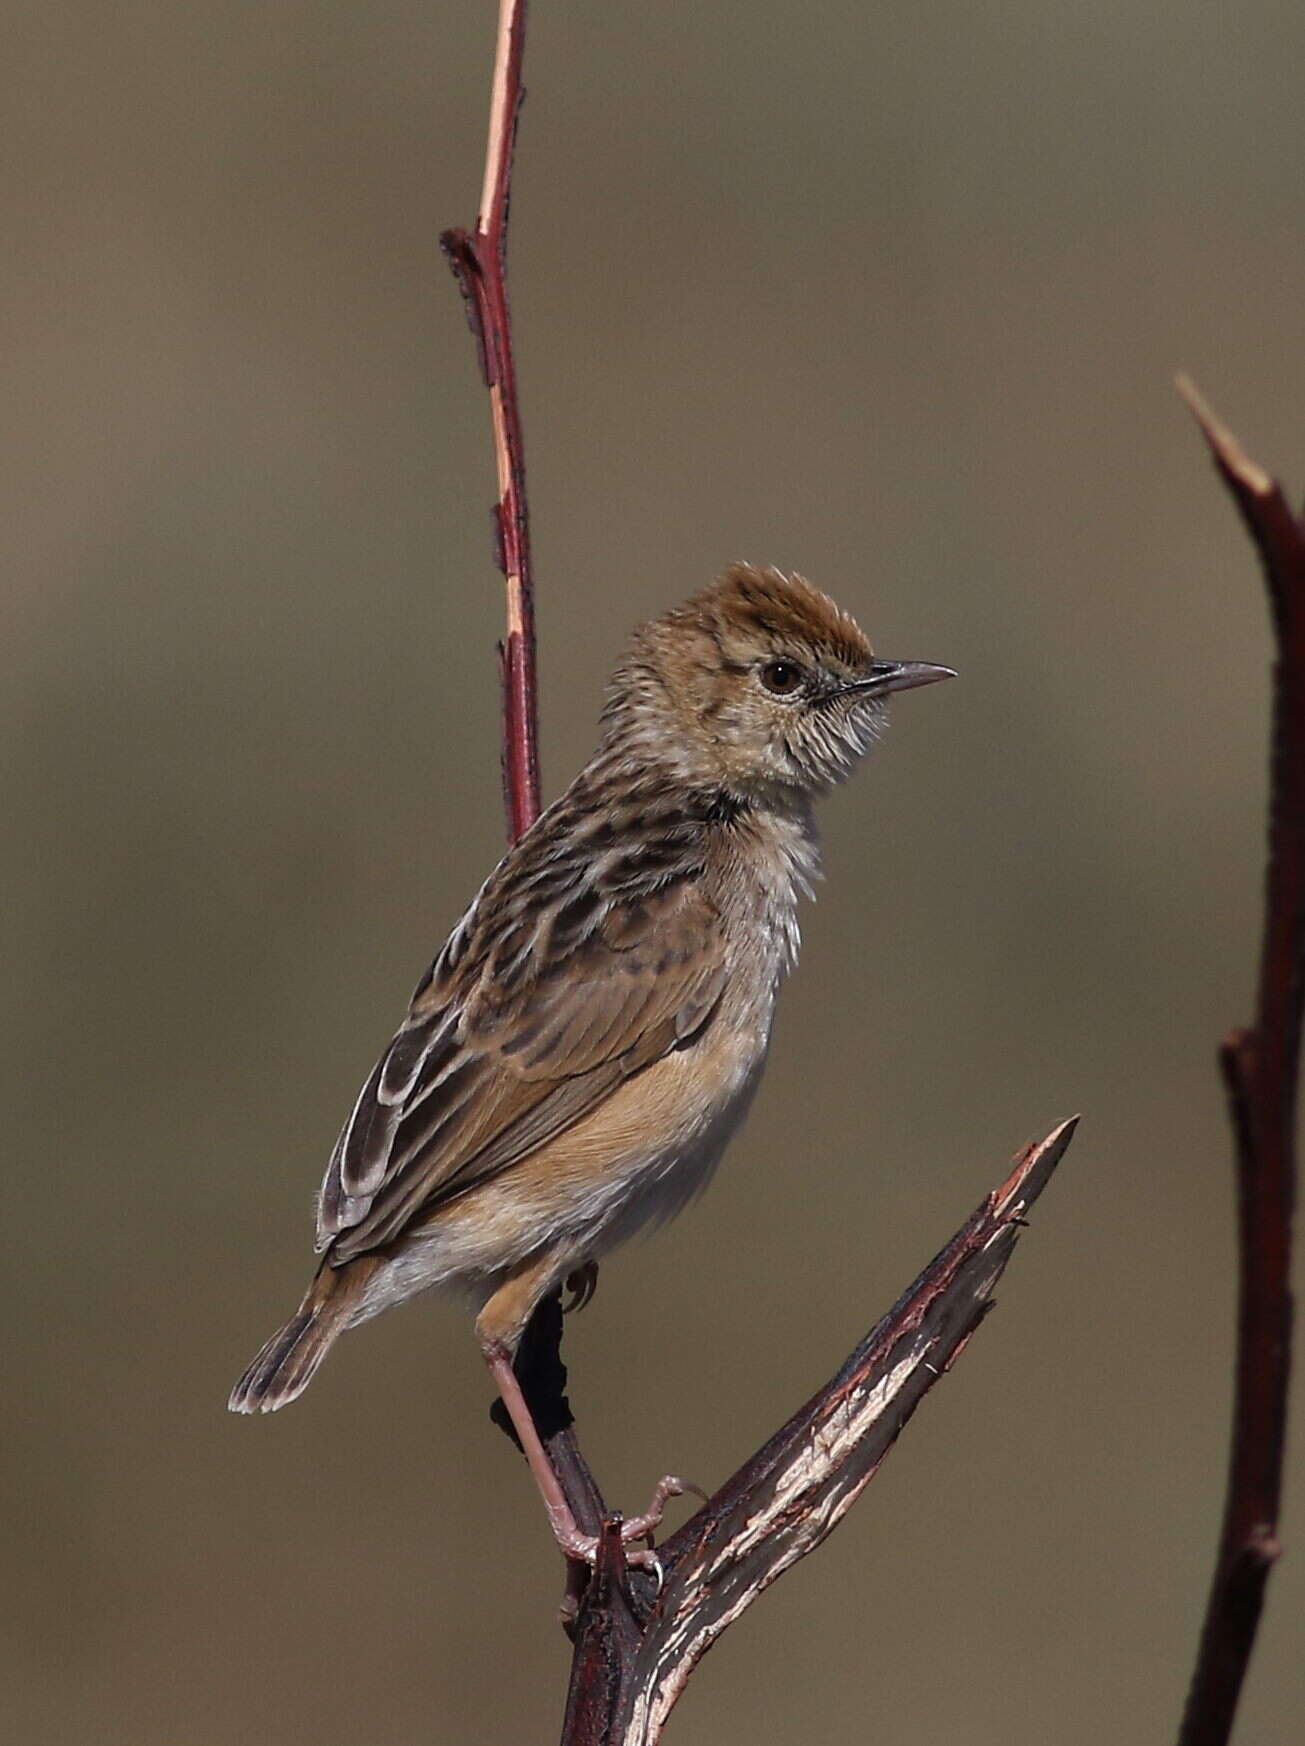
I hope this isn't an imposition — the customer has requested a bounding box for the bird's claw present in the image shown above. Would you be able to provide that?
[556,1523,663,1575]
[562,1260,599,1314]
[547,1473,706,1591]
[617,1474,709,1544]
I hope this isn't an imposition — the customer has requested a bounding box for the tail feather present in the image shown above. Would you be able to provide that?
[228,1261,373,1414]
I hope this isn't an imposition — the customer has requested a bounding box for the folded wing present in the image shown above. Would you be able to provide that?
[315,805,727,1261]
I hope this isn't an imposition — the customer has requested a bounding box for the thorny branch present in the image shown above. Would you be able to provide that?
[562,1120,1077,1746]
[441,5,1077,1742]
[441,0,540,842]
[1175,379,1301,1746]
[441,0,609,1548]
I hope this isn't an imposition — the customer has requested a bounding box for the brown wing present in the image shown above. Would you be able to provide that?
[315,790,727,1261]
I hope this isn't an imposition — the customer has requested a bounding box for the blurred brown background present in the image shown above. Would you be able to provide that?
[5,1,1303,1741]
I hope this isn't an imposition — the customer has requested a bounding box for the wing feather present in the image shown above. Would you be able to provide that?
[314,790,729,1259]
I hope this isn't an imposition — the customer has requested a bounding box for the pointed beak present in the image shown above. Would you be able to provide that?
[846,659,956,697]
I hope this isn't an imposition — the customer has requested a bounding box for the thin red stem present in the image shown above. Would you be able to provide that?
[441,0,606,1582]
[1176,378,1301,1746]
[442,0,541,840]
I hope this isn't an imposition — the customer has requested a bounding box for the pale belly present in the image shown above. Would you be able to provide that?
[351,1019,770,1326]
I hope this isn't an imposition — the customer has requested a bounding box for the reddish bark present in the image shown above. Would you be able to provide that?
[1175,380,1301,1746]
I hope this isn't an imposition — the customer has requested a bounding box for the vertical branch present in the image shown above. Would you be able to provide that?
[435,18,1079,1746]
[1176,378,1301,1746]
[441,0,541,841]
[441,0,608,1560]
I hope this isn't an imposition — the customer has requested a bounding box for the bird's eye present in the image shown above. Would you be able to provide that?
[759,659,805,696]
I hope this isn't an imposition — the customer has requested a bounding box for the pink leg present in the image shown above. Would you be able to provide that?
[477,1257,703,1564]
[482,1342,700,1565]
[482,1341,597,1562]
[621,1473,709,1543]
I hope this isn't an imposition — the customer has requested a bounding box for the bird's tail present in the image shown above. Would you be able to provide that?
[228,1258,377,1414]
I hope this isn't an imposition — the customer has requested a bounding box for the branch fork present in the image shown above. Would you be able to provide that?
[555,1120,1077,1744]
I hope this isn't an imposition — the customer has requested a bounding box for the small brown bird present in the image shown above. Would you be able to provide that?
[230,564,952,1561]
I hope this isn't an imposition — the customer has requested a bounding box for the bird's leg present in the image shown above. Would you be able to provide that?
[478,1257,626,1565]
[482,1343,697,1563]
[562,1259,599,1313]
[478,1257,699,1564]
[483,1342,706,1561]
[621,1473,710,1544]
[481,1339,602,1562]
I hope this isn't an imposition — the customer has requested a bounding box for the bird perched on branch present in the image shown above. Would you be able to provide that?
[230,563,953,1563]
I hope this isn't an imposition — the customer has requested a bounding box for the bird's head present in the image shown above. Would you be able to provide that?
[603,563,954,798]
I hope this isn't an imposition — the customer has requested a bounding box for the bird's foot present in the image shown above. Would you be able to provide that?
[553,1519,663,1575]
[549,1476,706,1570]
[562,1260,599,1313]
[620,1474,709,1544]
